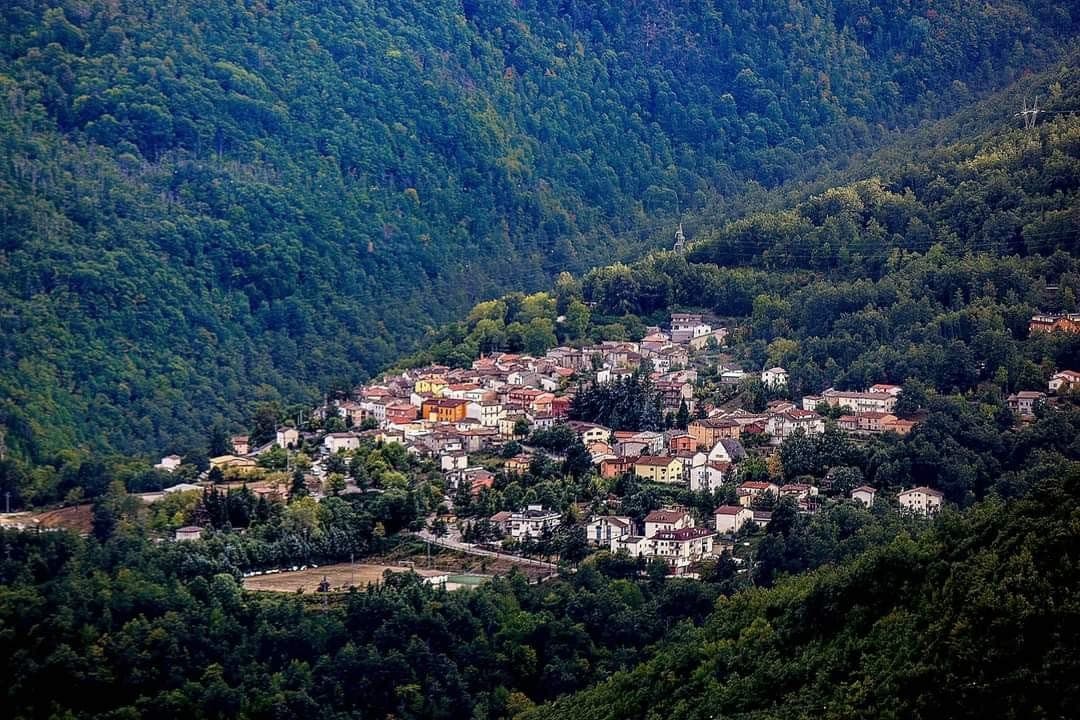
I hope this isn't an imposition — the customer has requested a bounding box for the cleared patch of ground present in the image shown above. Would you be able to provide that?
[243,562,449,593]
[0,505,94,534]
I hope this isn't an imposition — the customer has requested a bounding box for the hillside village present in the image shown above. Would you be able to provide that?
[151,309,1080,577]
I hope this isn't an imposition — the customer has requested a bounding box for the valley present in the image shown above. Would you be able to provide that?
[1,2,1079,719]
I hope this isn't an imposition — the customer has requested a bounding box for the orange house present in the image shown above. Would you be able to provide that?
[600,456,637,478]
[385,402,419,425]
[668,433,695,452]
[421,398,469,423]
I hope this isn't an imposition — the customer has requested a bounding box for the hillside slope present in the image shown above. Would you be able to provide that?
[522,469,1080,720]
[2,0,1078,458]
[406,60,1080,390]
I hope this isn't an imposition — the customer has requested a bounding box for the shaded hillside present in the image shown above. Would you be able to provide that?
[406,63,1080,397]
[2,0,1078,458]
[523,469,1080,720]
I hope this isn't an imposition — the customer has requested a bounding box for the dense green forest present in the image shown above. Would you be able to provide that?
[2,0,1079,460]
[3,6,1080,718]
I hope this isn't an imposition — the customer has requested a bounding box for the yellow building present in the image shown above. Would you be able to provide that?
[633,456,684,484]
[209,454,258,476]
[420,398,469,423]
[687,418,740,448]
[414,375,448,396]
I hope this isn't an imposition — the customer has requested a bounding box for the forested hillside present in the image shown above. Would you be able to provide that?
[522,469,1080,720]
[409,62,1080,389]
[2,0,1078,460]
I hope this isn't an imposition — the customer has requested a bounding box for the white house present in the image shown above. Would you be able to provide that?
[720,368,748,385]
[708,438,747,464]
[467,400,504,428]
[586,516,633,546]
[670,313,705,332]
[700,461,732,493]
[685,452,710,491]
[897,486,944,516]
[175,526,203,542]
[851,485,877,507]
[324,432,360,453]
[713,505,753,535]
[276,426,300,449]
[644,507,693,538]
[761,367,789,388]
[766,409,825,444]
[507,505,561,539]
[1007,390,1046,416]
[155,454,182,472]
[1049,370,1080,393]
[671,322,713,344]
[820,389,897,414]
[648,527,716,573]
[630,430,667,454]
[567,421,612,445]
[611,534,649,558]
[440,452,468,472]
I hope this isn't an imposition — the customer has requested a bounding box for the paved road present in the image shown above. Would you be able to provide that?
[413,528,559,571]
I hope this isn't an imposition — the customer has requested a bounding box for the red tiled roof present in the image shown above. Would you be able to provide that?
[651,527,716,541]
[644,509,687,523]
[635,455,678,467]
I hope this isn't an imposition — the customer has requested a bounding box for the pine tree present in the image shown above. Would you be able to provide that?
[676,400,691,429]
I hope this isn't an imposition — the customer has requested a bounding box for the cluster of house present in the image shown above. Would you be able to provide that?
[1003,369,1080,420]
[159,314,709,493]
[147,307,960,557]
[188,312,925,504]
[205,426,304,478]
[489,479,945,574]
[1021,311,1080,417]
